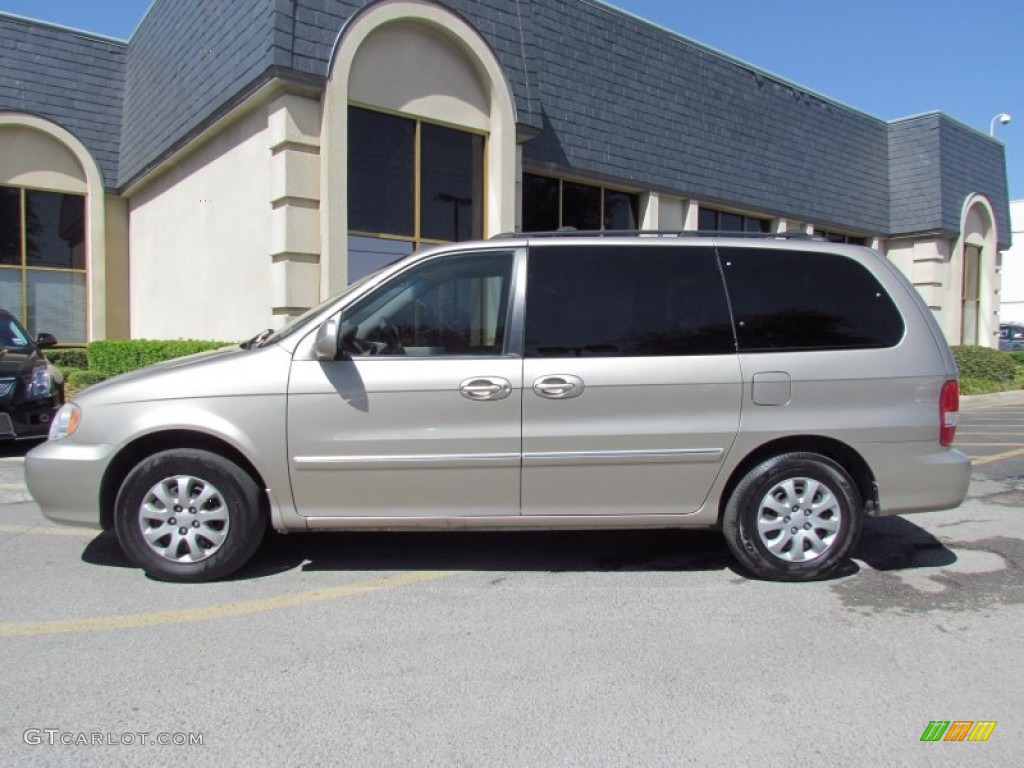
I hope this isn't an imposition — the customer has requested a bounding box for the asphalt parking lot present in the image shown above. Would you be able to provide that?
[1,395,1022,767]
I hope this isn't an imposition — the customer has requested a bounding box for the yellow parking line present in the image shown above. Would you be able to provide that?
[972,447,1024,466]
[0,524,94,537]
[0,570,455,638]
[0,483,26,490]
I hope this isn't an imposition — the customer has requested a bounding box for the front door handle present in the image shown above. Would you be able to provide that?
[533,374,585,400]
[460,377,512,401]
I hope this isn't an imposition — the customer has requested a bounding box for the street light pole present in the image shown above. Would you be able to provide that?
[990,112,1012,137]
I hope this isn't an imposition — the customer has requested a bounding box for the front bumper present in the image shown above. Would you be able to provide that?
[24,440,119,528]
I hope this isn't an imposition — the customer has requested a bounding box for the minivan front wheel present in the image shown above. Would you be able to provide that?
[114,449,265,582]
[723,452,862,581]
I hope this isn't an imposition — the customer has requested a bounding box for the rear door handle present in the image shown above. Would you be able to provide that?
[460,377,512,401]
[533,374,585,399]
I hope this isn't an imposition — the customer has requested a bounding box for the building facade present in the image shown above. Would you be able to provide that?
[999,200,1024,325]
[0,0,1012,345]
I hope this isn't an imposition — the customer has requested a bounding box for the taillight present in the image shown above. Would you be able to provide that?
[939,380,959,447]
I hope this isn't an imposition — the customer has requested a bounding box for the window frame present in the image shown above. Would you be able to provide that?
[697,206,771,234]
[521,172,640,233]
[336,247,521,360]
[0,183,88,341]
[347,104,488,255]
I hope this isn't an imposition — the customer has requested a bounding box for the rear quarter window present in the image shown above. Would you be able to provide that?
[718,247,904,352]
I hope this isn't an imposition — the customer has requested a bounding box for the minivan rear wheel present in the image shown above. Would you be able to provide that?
[114,449,265,582]
[723,452,862,581]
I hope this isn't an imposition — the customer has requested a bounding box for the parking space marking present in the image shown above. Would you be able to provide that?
[0,570,456,638]
[971,446,1024,466]
[0,524,94,537]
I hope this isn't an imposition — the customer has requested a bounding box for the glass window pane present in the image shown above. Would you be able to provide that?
[720,247,904,351]
[745,216,770,233]
[522,174,559,232]
[420,124,483,242]
[24,190,85,269]
[26,269,86,343]
[526,245,734,357]
[697,207,717,231]
[0,187,21,265]
[341,250,514,357]
[0,269,23,318]
[719,212,744,232]
[561,182,601,231]
[347,236,414,284]
[603,190,638,230]
[348,107,414,237]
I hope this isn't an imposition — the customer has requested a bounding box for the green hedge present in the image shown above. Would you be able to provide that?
[87,339,233,376]
[46,348,89,369]
[951,346,1016,384]
[65,370,110,398]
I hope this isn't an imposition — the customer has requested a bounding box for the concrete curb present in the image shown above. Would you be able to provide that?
[960,389,1024,406]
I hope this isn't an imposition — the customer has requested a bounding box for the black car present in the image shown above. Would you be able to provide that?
[0,309,64,440]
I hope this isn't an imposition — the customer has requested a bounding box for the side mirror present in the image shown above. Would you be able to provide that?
[36,332,58,348]
[314,318,340,361]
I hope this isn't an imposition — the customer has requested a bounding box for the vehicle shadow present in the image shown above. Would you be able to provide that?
[853,515,957,571]
[82,528,741,579]
[80,514,956,581]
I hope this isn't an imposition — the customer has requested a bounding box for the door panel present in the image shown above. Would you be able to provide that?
[520,244,741,516]
[287,248,520,518]
[288,358,521,517]
[522,356,741,515]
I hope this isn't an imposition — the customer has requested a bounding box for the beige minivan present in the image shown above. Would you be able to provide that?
[26,233,970,582]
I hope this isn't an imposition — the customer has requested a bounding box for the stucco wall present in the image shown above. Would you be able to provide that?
[1000,201,1024,324]
[128,107,272,340]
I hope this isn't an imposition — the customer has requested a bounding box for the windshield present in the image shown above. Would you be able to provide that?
[260,270,381,346]
[0,315,33,350]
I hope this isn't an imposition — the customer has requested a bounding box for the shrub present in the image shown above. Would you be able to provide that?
[1008,350,1024,365]
[45,348,88,369]
[951,346,1016,384]
[56,366,86,383]
[65,370,110,398]
[958,377,1008,396]
[87,339,233,376]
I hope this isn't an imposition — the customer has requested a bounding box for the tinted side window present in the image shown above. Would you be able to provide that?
[525,246,734,357]
[719,247,904,352]
[341,250,514,357]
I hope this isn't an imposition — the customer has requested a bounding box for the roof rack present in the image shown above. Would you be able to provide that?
[490,229,823,240]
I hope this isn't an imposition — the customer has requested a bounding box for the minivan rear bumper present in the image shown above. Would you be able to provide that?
[860,441,971,515]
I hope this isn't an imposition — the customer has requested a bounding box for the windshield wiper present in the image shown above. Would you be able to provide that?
[241,329,274,349]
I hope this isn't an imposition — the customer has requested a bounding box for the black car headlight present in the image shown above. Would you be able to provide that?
[27,365,52,398]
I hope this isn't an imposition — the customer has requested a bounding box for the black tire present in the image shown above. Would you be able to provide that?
[723,452,862,581]
[114,449,265,582]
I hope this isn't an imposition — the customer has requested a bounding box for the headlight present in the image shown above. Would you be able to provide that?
[27,365,51,397]
[49,403,81,441]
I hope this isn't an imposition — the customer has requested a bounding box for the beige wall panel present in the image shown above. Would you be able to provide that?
[271,149,320,203]
[103,194,131,338]
[129,109,272,341]
[0,125,87,193]
[349,22,490,131]
[271,203,320,256]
